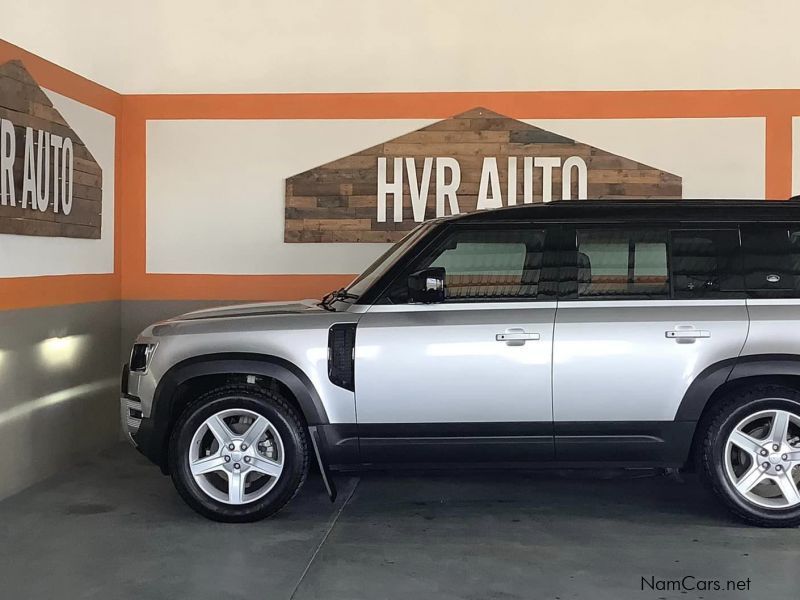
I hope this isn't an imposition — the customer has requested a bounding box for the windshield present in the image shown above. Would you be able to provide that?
[344,222,434,299]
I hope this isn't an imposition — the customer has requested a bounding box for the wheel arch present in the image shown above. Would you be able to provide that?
[139,353,328,472]
[679,354,800,468]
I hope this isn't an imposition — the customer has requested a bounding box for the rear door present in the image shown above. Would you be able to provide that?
[552,224,749,464]
[738,224,800,357]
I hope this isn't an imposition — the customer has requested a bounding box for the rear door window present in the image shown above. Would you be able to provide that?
[740,225,800,297]
[669,229,743,299]
[562,226,743,300]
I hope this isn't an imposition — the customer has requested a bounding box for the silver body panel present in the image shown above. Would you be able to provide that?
[553,300,749,422]
[123,296,788,435]
[741,299,800,357]
[125,301,360,424]
[356,302,556,423]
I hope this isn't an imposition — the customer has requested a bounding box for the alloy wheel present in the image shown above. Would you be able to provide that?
[724,408,800,509]
[188,408,285,505]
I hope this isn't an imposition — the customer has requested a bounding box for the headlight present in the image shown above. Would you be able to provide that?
[130,343,157,372]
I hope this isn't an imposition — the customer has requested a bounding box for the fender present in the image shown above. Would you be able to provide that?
[136,353,329,471]
[675,354,800,422]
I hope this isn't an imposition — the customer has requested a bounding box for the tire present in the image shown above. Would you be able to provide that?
[699,385,800,528]
[169,384,308,522]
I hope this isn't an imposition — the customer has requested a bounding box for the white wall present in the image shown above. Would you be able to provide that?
[146,117,765,275]
[146,119,433,275]
[0,89,115,277]
[1,0,800,94]
[530,119,765,200]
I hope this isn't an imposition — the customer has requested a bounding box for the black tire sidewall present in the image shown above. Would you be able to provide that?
[707,392,800,526]
[169,389,306,522]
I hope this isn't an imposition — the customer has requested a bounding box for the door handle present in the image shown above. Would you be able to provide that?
[665,330,710,339]
[496,331,540,344]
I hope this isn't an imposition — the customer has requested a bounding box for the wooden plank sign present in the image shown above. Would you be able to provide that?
[0,60,102,239]
[285,107,682,243]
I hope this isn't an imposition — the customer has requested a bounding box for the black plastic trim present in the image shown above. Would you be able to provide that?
[357,422,554,463]
[309,425,337,502]
[358,422,554,437]
[318,421,695,467]
[554,421,695,465]
[315,423,360,466]
[729,353,800,380]
[328,323,357,391]
[132,417,160,465]
[121,363,130,394]
[451,200,800,225]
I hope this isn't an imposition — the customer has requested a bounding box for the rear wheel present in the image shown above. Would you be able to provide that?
[169,385,308,522]
[700,385,800,527]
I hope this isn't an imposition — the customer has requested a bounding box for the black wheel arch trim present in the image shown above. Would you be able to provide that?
[676,353,800,422]
[138,352,329,472]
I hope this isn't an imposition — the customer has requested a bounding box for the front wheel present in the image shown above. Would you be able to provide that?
[169,385,308,522]
[700,385,800,527]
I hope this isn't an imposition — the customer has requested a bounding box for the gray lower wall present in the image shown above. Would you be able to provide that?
[0,301,121,500]
[0,298,245,501]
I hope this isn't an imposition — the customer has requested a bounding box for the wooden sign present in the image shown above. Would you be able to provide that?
[0,60,102,239]
[285,107,681,243]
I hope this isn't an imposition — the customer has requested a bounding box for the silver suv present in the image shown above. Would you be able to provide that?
[122,200,800,527]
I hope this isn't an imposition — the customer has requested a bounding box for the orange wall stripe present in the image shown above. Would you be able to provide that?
[765,113,794,200]
[126,89,800,121]
[0,274,119,311]
[118,105,146,299]
[0,39,121,116]
[113,115,124,276]
[123,274,355,302]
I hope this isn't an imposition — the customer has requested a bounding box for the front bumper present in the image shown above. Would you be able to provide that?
[120,363,143,444]
[121,363,168,471]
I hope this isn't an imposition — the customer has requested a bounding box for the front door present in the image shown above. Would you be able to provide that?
[552,225,749,464]
[355,224,559,463]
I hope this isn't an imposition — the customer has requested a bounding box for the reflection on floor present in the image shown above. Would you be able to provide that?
[1,444,798,600]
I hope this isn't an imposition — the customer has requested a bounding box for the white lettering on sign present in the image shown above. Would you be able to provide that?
[477,157,502,210]
[376,155,588,223]
[0,119,15,207]
[406,156,432,223]
[435,157,460,218]
[0,118,75,215]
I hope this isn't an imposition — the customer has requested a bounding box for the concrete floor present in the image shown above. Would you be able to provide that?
[1,446,799,600]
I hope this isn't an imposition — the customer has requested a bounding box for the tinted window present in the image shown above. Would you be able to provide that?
[740,226,800,297]
[670,229,743,298]
[384,227,552,303]
[575,229,669,299]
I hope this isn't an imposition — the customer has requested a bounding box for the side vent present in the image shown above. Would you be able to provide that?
[328,323,357,391]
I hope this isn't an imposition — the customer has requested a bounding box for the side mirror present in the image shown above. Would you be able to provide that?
[408,267,446,304]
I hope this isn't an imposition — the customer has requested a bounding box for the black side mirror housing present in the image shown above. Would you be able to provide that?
[408,267,446,304]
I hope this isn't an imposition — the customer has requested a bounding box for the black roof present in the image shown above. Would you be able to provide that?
[451,199,800,224]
